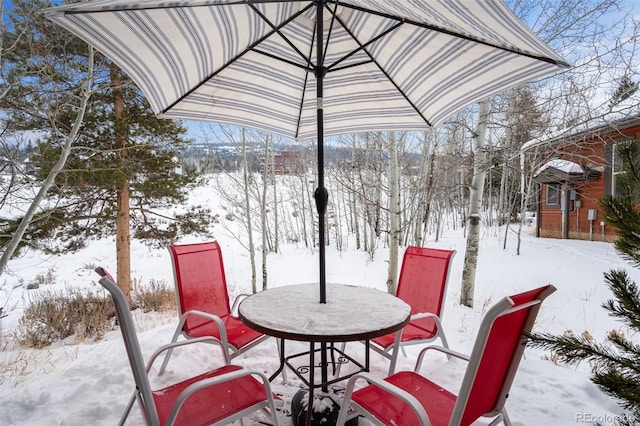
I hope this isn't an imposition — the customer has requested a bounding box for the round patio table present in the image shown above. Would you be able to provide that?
[238,283,411,426]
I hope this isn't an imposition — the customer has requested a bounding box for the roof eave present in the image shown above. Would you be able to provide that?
[522,114,640,153]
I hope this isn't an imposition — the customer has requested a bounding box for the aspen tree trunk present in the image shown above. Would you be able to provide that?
[373,133,383,239]
[486,168,493,228]
[396,134,405,245]
[0,48,94,277]
[111,63,132,301]
[459,167,466,237]
[324,179,330,248]
[362,202,369,254]
[273,159,279,253]
[351,184,360,249]
[516,150,538,255]
[261,135,269,291]
[500,164,510,249]
[423,135,438,237]
[411,132,431,246]
[332,185,342,251]
[366,133,382,258]
[387,131,400,295]
[306,172,316,248]
[299,173,309,247]
[498,164,507,226]
[461,100,490,308]
[241,129,257,293]
[351,134,361,249]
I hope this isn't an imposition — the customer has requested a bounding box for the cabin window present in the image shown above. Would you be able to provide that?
[546,184,560,206]
[612,143,626,197]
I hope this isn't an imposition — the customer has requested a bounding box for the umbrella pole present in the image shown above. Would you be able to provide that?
[313,0,328,305]
[313,0,330,396]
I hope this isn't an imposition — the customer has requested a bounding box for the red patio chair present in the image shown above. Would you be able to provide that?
[159,241,275,374]
[336,284,556,426]
[372,247,455,375]
[95,267,280,426]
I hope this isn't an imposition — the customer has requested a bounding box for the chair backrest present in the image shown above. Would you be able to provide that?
[396,247,455,334]
[95,267,160,425]
[169,241,232,336]
[451,284,556,426]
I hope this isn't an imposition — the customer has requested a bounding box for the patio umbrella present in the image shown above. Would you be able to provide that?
[45,0,567,301]
[45,0,568,401]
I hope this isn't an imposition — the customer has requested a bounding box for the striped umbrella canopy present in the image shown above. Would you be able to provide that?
[45,0,568,302]
[46,1,568,140]
[45,0,568,403]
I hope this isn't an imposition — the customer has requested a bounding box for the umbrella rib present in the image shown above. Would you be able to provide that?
[161,3,312,114]
[59,0,311,14]
[333,1,570,67]
[295,71,311,140]
[252,49,313,72]
[330,13,433,127]
[330,59,374,73]
[248,2,314,68]
[294,13,317,140]
[326,21,402,72]
[321,1,341,67]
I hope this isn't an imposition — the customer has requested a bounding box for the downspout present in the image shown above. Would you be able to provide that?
[536,183,541,237]
[562,183,570,239]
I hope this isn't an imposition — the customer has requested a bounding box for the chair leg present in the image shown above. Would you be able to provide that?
[118,391,137,426]
[485,409,512,426]
[335,374,358,426]
[387,329,404,375]
[158,326,183,375]
[439,332,450,350]
[265,382,281,426]
[501,409,512,426]
[432,317,452,360]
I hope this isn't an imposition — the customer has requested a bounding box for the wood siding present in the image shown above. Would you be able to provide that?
[537,122,640,241]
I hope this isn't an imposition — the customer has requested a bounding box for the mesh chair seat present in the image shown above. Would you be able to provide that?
[352,371,456,426]
[154,365,270,425]
[184,314,265,350]
[371,322,440,350]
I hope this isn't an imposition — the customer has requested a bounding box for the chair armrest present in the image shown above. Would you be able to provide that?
[166,369,276,426]
[177,309,228,343]
[146,337,231,372]
[230,293,251,316]
[392,312,442,341]
[179,309,225,326]
[410,311,440,321]
[341,372,431,425]
[414,345,470,372]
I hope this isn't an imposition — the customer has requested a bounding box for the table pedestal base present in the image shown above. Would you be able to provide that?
[291,388,358,426]
[276,341,366,426]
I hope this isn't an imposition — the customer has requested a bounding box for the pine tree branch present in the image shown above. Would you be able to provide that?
[603,270,640,331]
[593,369,640,410]
[527,332,636,370]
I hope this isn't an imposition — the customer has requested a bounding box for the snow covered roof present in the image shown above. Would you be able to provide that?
[522,113,640,153]
[535,159,584,176]
[533,159,600,184]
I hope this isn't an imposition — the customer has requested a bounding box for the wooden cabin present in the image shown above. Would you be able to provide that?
[522,114,640,242]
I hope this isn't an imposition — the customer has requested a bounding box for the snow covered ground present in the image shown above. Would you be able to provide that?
[0,180,636,425]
